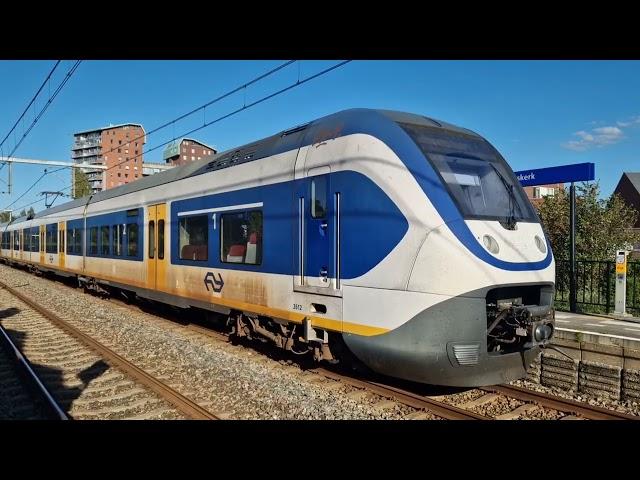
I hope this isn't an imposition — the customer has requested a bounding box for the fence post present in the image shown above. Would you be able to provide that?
[606,261,611,314]
[569,183,577,312]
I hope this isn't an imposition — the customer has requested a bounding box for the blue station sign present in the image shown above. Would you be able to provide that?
[514,162,595,187]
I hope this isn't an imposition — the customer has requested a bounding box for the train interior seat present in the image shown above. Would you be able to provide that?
[226,244,246,263]
[181,244,208,261]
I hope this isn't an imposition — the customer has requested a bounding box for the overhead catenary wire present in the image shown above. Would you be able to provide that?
[0,61,62,172]
[0,60,82,201]
[2,60,295,211]
[7,60,351,214]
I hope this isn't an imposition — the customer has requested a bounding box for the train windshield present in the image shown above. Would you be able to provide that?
[399,123,537,223]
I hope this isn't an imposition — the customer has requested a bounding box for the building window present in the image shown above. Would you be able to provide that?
[125,149,129,154]
[191,148,195,154]
[191,156,195,161]
[221,210,263,265]
[533,187,556,199]
[135,150,138,155]
[118,148,121,153]
[105,156,108,161]
[118,172,121,177]
[179,215,208,261]
[119,140,122,145]
[182,147,186,153]
[183,155,187,160]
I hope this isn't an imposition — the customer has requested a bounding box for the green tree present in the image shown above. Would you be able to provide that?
[73,169,92,199]
[0,211,10,223]
[537,182,640,261]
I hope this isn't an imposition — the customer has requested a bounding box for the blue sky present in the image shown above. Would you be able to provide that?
[1,60,639,214]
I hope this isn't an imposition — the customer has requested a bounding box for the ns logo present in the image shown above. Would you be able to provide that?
[204,272,224,293]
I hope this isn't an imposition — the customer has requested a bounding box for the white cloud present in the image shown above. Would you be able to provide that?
[616,116,640,127]
[562,123,627,151]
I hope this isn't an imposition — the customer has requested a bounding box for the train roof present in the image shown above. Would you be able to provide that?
[1,108,481,227]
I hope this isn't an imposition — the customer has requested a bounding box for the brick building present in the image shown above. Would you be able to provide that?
[163,138,216,166]
[72,123,147,193]
[522,183,565,208]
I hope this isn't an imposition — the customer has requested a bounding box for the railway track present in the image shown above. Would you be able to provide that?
[0,321,54,420]
[0,280,218,420]
[3,264,639,421]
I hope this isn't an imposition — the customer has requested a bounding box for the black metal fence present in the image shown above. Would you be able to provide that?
[554,260,640,316]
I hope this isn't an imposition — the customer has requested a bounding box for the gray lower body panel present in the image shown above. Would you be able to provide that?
[342,293,541,387]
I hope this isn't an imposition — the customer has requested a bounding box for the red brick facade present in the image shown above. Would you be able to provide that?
[101,125,146,190]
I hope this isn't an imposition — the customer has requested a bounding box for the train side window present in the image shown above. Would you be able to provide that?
[112,225,122,256]
[101,226,110,255]
[32,229,39,252]
[220,210,262,265]
[23,229,30,252]
[67,228,74,254]
[46,225,58,254]
[89,227,98,255]
[158,220,165,260]
[73,228,84,255]
[179,215,208,261]
[127,223,138,257]
[14,231,20,251]
[311,177,327,219]
[149,221,155,259]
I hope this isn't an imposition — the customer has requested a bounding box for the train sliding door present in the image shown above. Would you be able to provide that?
[146,204,167,291]
[58,221,65,269]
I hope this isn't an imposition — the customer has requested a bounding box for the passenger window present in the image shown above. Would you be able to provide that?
[158,220,165,260]
[75,228,83,255]
[46,225,58,253]
[113,225,123,256]
[32,229,39,253]
[89,227,98,255]
[220,210,262,265]
[149,221,155,259]
[101,226,110,255]
[179,215,208,261]
[311,177,327,219]
[127,223,138,256]
[23,229,30,252]
[67,229,74,254]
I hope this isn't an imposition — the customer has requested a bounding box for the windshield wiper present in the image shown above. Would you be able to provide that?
[489,163,523,229]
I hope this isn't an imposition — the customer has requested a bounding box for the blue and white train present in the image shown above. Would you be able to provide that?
[0,109,555,386]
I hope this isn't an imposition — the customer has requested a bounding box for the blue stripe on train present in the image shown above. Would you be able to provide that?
[170,170,409,279]
[301,109,552,271]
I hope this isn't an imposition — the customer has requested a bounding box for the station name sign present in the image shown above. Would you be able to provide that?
[514,162,595,187]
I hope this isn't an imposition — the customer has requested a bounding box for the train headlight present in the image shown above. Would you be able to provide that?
[483,235,499,254]
[534,323,553,342]
[535,235,547,254]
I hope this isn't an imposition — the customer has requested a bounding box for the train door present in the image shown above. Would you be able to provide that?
[40,225,45,264]
[58,221,65,269]
[146,204,167,291]
[303,172,333,288]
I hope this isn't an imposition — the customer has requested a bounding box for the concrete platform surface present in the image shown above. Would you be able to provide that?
[555,311,640,342]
